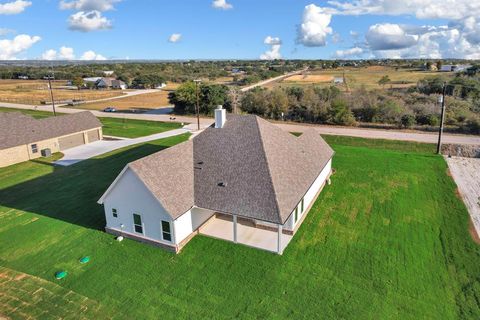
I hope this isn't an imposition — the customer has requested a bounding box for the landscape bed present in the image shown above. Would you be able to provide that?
[0,134,479,319]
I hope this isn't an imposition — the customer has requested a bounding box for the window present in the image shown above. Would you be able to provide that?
[31,144,38,153]
[294,207,298,223]
[300,198,304,214]
[112,208,118,218]
[161,220,172,242]
[133,214,143,234]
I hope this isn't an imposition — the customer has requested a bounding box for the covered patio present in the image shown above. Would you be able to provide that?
[199,214,293,254]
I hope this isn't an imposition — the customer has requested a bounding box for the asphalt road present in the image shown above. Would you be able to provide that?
[1,102,479,145]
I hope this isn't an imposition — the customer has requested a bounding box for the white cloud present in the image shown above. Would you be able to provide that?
[60,0,120,11]
[212,0,233,10]
[68,10,112,32]
[366,23,418,50]
[264,36,281,45]
[41,47,76,60]
[0,28,15,36]
[327,0,480,21]
[260,36,282,60]
[41,49,57,60]
[80,50,106,60]
[0,34,40,60]
[297,4,333,47]
[335,46,364,58]
[168,33,182,43]
[0,0,31,15]
[59,46,75,59]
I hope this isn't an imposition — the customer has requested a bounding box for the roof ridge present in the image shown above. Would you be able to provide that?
[253,116,283,224]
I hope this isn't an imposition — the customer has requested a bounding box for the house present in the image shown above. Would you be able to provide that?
[98,106,334,255]
[83,77,102,85]
[96,77,127,90]
[0,111,102,168]
[103,70,115,76]
[333,77,344,84]
[439,64,472,72]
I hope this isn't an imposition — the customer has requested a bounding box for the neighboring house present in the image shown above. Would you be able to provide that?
[18,75,29,80]
[96,77,127,90]
[83,77,102,85]
[103,70,115,76]
[0,111,102,168]
[98,107,334,255]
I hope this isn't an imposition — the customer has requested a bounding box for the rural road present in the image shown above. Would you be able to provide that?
[240,69,308,92]
[1,102,479,145]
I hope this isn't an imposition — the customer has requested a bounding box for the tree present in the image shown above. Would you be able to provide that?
[378,75,391,88]
[169,82,231,115]
[268,89,289,119]
[72,77,84,89]
[401,114,416,128]
[327,99,356,126]
[436,60,443,71]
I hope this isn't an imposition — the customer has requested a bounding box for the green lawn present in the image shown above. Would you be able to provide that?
[0,107,183,138]
[0,135,479,319]
[99,117,183,138]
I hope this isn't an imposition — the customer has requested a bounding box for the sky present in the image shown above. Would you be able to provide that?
[0,0,480,60]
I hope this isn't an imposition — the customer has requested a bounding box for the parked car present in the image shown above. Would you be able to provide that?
[103,107,117,112]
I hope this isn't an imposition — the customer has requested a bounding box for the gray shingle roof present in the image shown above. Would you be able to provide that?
[125,114,334,223]
[0,111,101,150]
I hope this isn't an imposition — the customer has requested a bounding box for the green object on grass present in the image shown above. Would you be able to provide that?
[55,271,67,280]
[79,256,90,264]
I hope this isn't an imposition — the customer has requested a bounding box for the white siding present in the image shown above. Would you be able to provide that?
[284,159,332,231]
[103,168,173,244]
[174,207,215,244]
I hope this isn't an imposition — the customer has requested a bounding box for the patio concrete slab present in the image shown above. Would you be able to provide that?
[199,216,292,254]
[54,128,189,166]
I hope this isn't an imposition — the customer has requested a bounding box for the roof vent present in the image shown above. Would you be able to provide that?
[217,182,226,187]
[215,105,226,129]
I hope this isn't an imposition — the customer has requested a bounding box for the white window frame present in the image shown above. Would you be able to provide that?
[160,220,172,242]
[133,213,144,235]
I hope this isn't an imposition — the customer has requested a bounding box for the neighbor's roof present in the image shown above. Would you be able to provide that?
[0,111,101,150]
[101,114,334,223]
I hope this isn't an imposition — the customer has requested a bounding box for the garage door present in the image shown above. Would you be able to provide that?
[59,133,85,151]
[87,129,100,143]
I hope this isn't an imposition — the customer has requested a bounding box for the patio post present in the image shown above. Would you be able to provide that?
[233,215,238,243]
[277,224,283,255]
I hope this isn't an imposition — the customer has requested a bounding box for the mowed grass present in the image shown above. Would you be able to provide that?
[0,80,123,105]
[1,135,480,319]
[0,107,183,138]
[100,117,183,138]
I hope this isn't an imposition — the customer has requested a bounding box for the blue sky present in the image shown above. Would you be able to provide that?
[0,0,479,60]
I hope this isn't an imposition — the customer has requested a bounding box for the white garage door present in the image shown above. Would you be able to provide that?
[59,133,85,151]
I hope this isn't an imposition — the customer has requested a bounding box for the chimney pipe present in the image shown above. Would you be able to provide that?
[214,105,226,128]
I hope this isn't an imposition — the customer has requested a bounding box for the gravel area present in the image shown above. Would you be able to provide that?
[446,156,480,237]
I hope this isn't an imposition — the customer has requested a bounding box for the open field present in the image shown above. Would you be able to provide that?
[1,133,479,319]
[268,66,452,91]
[0,80,124,105]
[79,89,173,111]
[0,107,183,138]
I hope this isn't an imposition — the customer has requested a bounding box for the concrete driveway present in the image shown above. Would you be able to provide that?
[54,128,189,166]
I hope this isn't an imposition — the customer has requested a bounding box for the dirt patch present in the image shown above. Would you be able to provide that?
[284,74,334,83]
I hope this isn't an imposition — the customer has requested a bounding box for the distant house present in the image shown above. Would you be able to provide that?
[83,77,102,85]
[103,70,115,76]
[98,107,334,254]
[96,77,127,90]
[18,75,29,80]
[439,64,472,72]
[333,77,344,84]
[0,111,102,168]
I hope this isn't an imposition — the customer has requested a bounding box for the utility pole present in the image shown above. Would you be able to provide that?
[47,76,57,116]
[436,82,447,154]
[193,79,201,131]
